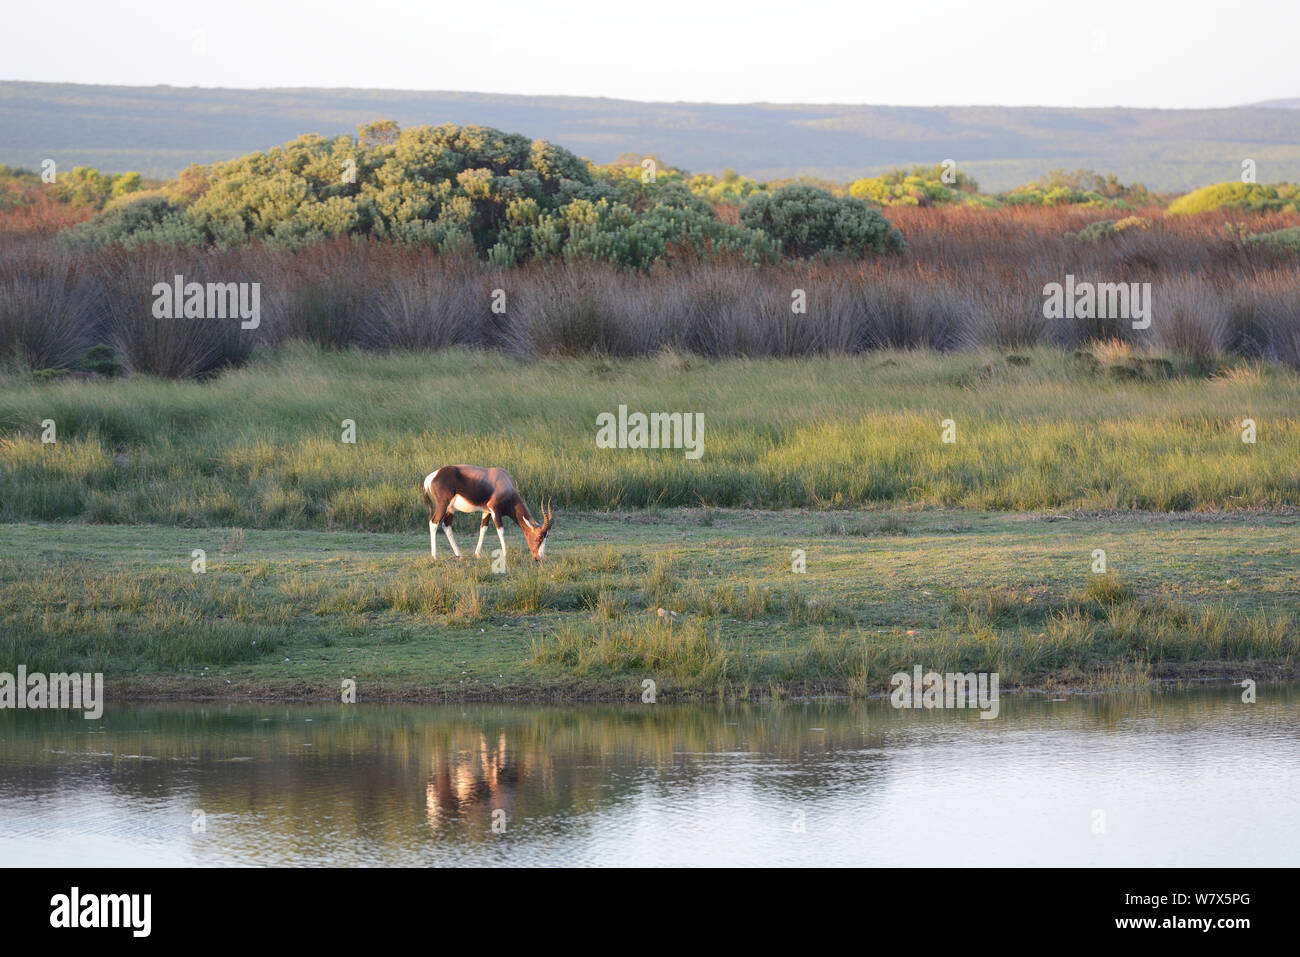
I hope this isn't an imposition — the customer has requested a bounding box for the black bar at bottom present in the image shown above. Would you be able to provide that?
[4,867,1283,944]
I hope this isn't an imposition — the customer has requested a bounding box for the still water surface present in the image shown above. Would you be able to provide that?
[1,686,1295,866]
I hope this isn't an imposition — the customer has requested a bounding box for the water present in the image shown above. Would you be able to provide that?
[1,686,1296,866]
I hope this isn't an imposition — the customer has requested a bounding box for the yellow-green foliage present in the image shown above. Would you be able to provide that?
[1003,169,1150,208]
[846,167,1151,210]
[687,170,766,204]
[849,165,982,207]
[65,127,782,267]
[1167,181,1300,216]
[592,153,687,189]
[1068,216,1153,242]
[0,164,142,211]
[1114,215,1152,231]
[52,166,142,208]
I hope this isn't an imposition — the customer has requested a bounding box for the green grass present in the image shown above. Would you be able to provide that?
[3,346,1296,699]
[1,509,1295,700]
[1,344,1297,526]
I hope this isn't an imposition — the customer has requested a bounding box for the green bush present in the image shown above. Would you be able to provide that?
[739,184,905,257]
[1167,182,1300,216]
[849,164,981,207]
[1245,226,1300,252]
[73,344,125,377]
[63,123,785,267]
[64,194,200,247]
[1002,169,1150,208]
[46,166,143,210]
[1068,216,1152,242]
[67,123,621,255]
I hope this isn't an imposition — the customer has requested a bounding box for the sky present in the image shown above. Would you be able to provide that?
[2,0,1295,109]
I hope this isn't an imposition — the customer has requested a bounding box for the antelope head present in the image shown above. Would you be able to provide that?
[523,499,554,562]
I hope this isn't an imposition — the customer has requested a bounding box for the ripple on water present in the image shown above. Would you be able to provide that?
[0,687,1296,866]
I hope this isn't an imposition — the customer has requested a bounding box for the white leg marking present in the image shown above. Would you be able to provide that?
[443,523,462,558]
[430,519,437,558]
[475,523,488,557]
[496,525,507,567]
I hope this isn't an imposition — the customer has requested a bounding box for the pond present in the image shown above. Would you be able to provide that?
[1,685,1294,866]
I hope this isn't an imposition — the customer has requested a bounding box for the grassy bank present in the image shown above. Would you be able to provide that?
[2,345,1298,526]
[1,509,1295,700]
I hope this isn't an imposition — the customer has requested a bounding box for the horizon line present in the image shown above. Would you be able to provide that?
[2,77,1296,113]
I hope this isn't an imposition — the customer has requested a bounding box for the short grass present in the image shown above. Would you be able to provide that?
[1,345,1298,528]
[2,509,1295,700]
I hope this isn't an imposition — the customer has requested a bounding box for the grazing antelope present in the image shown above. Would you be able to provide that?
[421,465,553,568]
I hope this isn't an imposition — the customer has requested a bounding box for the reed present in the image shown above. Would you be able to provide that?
[3,205,1300,374]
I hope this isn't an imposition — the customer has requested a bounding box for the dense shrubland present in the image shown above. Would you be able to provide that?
[58,123,901,267]
[3,123,1300,377]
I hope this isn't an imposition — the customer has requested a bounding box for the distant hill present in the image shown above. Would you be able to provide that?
[4,81,1300,192]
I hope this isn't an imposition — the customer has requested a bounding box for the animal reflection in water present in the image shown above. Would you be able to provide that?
[425,731,549,832]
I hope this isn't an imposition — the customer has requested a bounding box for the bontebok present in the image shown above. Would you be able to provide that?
[421,465,554,568]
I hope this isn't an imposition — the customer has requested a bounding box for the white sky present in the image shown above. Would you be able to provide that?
[2,0,1294,108]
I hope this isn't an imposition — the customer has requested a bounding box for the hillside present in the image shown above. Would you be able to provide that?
[4,81,1300,191]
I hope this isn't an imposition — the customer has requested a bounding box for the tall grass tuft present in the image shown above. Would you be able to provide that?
[100,247,254,377]
[5,202,1300,371]
[0,245,100,370]
[530,615,731,684]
